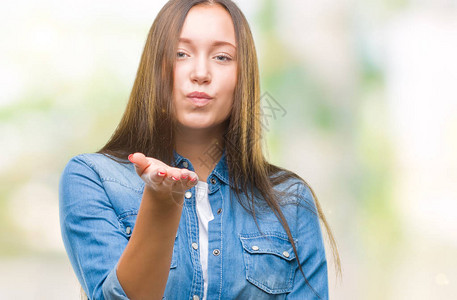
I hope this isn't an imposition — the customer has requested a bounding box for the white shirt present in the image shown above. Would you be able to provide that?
[195,181,214,300]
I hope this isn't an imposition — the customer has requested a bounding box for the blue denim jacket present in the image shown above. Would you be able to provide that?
[59,150,328,300]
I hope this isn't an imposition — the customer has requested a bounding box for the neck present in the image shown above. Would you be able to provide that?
[174,123,226,182]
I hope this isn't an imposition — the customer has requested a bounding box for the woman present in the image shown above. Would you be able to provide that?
[59,0,340,299]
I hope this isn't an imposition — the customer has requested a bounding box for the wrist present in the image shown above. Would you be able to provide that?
[143,185,184,210]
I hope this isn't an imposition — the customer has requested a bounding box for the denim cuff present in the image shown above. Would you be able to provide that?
[102,263,130,299]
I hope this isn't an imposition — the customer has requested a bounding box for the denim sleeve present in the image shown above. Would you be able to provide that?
[286,183,329,300]
[59,155,130,300]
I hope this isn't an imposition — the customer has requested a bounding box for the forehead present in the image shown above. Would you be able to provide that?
[179,4,236,47]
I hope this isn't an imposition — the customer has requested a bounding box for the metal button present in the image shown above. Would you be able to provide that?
[182,161,189,168]
[192,242,198,250]
[251,245,259,251]
[185,191,192,199]
[283,251,290,258]
[193,296,199,300]
[210,177,216,184]
[217,208,222,214]
[212,249,220,256]
[125,226,131,235]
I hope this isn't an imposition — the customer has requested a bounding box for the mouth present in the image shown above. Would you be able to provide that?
[186,91,213,107]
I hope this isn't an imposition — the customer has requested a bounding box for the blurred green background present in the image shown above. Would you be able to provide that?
[1,0,456,299]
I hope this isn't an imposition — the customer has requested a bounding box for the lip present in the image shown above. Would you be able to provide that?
[186,91,213,107]
[187,91,213,99]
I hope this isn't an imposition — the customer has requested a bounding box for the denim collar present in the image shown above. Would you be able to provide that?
[173,148,229,186]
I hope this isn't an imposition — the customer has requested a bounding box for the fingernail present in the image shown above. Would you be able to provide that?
[171,176,179,181]
[158,171,166,177]
[181,175,188,179]
[128,154,133,162]
[190,177,197,182]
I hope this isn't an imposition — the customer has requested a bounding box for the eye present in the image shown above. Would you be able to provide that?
[215,54,232,62]
[176,51,188,59]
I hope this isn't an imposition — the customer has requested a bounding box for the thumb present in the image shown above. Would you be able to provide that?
[128,152,150,176]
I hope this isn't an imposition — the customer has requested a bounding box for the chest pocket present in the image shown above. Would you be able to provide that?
[119,212,178,268]
[239,232,297,294]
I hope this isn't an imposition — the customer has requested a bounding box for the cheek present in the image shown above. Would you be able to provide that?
[173,64,189,91]
[173,67,181,90]
[218,67,237,94]
[220,85,236,115]
[228,66,238,89]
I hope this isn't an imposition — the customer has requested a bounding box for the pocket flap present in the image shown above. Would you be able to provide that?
[239,233,297,261]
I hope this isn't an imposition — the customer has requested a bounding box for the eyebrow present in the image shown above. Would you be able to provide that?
[178,37,237,49]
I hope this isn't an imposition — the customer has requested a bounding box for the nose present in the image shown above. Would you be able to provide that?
[190,55,211,85]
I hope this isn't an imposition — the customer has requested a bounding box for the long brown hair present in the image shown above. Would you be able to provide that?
[99,0,341,297]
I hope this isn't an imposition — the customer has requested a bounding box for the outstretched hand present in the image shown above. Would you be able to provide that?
[128,152,199,206]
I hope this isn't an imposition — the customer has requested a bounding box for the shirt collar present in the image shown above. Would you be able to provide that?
[173,148,230,186]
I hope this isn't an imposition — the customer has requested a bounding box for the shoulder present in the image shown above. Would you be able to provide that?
[61,152,141,191]
[64,152,128,172]
[272,172,324,246]
[270,168,317,212]
[269,171,321,238]
[294,180,318,214]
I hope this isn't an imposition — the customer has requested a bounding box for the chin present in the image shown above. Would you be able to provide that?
[178,120,213,130]
[178,115,214,128]
[183,122,217,130]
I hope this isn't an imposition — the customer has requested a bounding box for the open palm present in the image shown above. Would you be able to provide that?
[128,152,198,206]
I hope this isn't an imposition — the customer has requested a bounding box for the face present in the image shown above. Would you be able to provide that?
[172,4,237,132]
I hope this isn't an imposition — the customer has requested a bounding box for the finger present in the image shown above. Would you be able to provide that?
[128,153,150,176]
[173,168,195,185]
[167,169,188,192]
[147,167,167,186]
[186,172,199,188]
[161,169,177,188]
[168,168,192,191]
[180,169,190,180]
[188,172,199,182]
[166,168,182,183]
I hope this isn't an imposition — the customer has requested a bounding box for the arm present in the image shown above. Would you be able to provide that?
[59,155,131,299]
[286,183,329,300]
[115,185,182,299]
[59,154,197,300]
